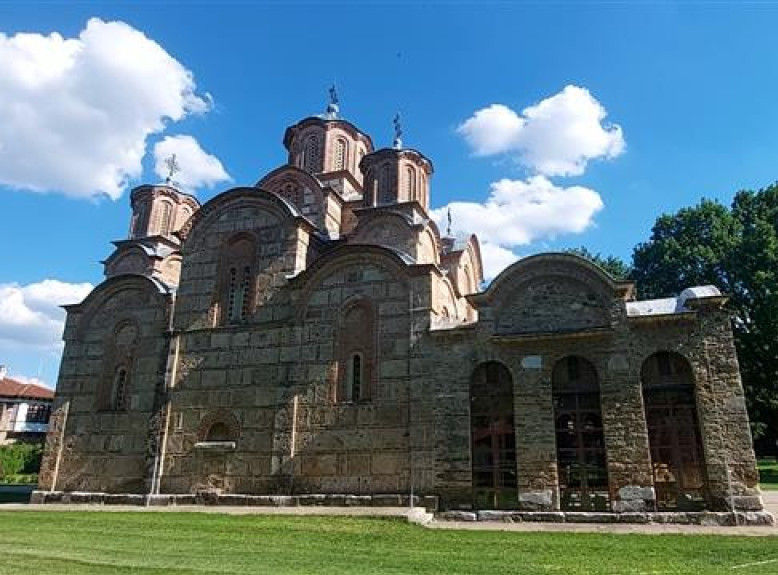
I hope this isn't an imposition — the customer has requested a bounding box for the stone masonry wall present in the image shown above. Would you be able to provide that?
[38,277,171,493]
[160,253,433,497]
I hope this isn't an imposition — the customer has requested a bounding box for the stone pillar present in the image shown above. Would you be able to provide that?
[600,347,655,512]
[692,309,762,511]
[515,355,558,511]
[37,399,70,491]
[427,336,473,509]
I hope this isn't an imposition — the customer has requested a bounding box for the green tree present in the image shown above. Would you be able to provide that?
[631,199,738,299]
[565,246,632,280]
[631,186,778,454]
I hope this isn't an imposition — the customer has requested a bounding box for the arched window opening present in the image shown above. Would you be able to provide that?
[280,182,301,205]
[405,166,416,200]
[112,366,129,411]
[131,202,148,238]
[642,352,708,510]
[219,236,255,325]
[206,421,232,442]
[334,138,348,171]
[302,134,322,173]
[470,361,517,509]
[226,265,252,323]
[99,322,137,411]
[159,202,173,235]
[337,300,375,403]
[379,164,393,205]
[463,265,473,295]
[178,206,192,230]
[552,356,609,511]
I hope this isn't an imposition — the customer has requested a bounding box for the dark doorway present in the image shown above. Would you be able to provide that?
[470,361,517,509]
[642,351,708,510]
[552,356,610,511]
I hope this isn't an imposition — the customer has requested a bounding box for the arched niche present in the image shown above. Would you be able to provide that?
[470,361,517,509]
[552,356,610,511]
[335,298,376,402]
[641,351,708,511]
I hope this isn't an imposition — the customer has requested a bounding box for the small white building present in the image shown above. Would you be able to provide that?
[0,366,54,444]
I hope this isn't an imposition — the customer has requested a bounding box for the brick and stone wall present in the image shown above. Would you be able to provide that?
[37,113,764,519]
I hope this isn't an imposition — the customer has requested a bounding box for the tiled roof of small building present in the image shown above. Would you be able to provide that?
[0,377,54,400]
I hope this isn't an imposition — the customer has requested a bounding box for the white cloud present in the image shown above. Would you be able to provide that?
[0,18,212,200]
[457,85,625,176]
[153,135,230,193]
[0,280,93,349]
[432,176,604,279]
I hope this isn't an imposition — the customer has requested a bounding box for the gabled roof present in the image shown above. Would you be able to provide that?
[0,377,54,401]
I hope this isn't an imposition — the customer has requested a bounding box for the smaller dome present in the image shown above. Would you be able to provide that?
[359,148,433,212]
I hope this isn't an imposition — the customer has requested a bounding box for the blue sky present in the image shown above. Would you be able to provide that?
[1,1,778,386]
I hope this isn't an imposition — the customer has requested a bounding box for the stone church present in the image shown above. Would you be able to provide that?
[37,97,766,517]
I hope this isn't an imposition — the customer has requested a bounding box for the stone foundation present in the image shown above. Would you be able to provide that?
[30,490,439,512]
[29,489,774,527]
[437,509,775,526]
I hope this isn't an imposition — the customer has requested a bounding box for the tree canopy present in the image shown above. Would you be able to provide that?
[631,185,778,453]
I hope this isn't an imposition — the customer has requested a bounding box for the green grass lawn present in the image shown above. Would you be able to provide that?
[759,458,778,491]
[0,512,776,575]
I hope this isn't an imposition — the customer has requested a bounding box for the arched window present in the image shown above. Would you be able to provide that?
[470,361,516,509]
[405,165,416,200]
[130,202,148,238]
[178,206,192,230]
[159,202,173,235]
[226,265,252,323]
[205,421,232,442]
[337,300,375,402]
[641,351,708,510]
[112,366,129,410]
[463,265,473,295]
[219,236,255,325]
[99,322,137,411]
[302,134,322,173]
[334,138,348,171]
[279,182,301,205]
[379,164,393,205]
[552,356,609,511]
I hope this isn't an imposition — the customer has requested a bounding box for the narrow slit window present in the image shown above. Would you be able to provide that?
[349,353,362,402]
[334,139,347,171]
[240,265,252,320]
[112,367,128,411]
[159,202,173,235]
[227,266,238,321]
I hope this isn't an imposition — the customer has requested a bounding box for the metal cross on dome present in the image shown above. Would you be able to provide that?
[329,84,339,107]
[393,112,403,149]
[164,153,181,185]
